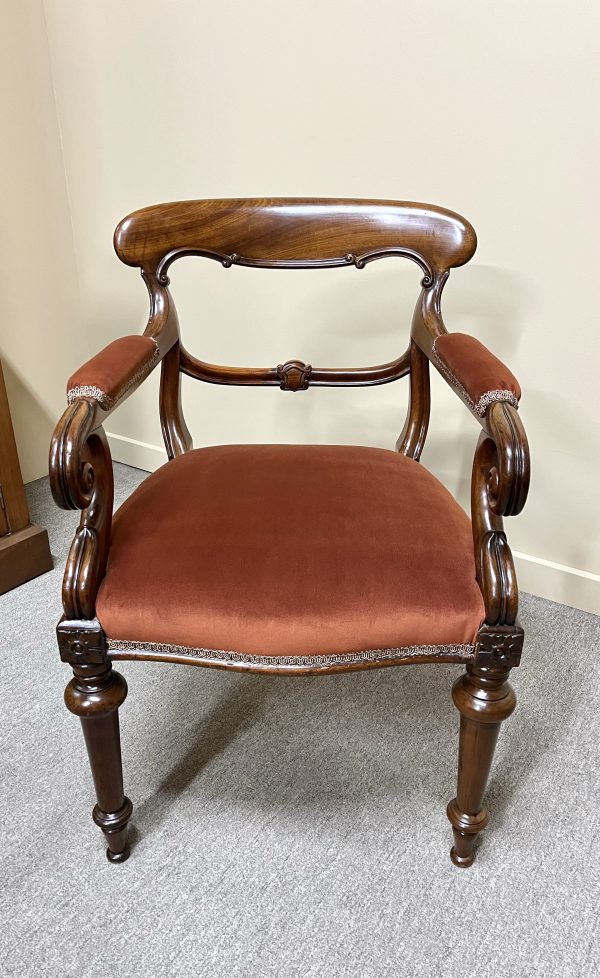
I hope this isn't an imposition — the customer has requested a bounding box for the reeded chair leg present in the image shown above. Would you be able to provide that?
[447,664,516,867]
[64,663,133,863]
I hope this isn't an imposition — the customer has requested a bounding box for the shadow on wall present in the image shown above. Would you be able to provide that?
[1,357,55,484]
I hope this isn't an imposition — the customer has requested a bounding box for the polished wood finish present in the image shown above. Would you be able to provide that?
[159,340,193,459]
[471,403,530,629]
[396,340,430,459]
[50,198,530,867]
[49,399,113,620]
[0,359,52,592]
[114,198,477,278]
[118,199,471,420]
[64,663,132,861]
[447,664,516,866]
[179,346,411,390]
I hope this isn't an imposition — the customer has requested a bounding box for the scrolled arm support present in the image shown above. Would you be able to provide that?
[49,271,191,622]
[471,401,530,627]
[50,399,98,510]
[485,400,529,517]
[49,399,114,619]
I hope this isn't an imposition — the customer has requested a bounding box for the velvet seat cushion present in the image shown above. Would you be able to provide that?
[96,445,485,657]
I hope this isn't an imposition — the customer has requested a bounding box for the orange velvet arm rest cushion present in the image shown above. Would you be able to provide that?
[67,336,159,410]
[432,333,521,416]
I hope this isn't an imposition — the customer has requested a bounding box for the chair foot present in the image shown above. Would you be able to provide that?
[93,796,133,863]
[447,798,489,867]
[450,845,474,868]
[107,845,131,864]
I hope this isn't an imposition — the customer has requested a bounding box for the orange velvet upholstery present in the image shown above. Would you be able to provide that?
[432,333,521,416]
[96,445,485,659]
[67,335,159,410]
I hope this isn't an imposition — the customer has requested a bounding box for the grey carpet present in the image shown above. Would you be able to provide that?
[1,463,598,978]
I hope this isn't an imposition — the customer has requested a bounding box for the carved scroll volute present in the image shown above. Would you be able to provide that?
[472,432,518,626]
[471,401,529,627]
[485,401,530,517]
[49,399,114,619]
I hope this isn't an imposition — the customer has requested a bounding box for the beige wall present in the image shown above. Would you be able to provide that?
[0,1,86,483]
[6,0,600,612]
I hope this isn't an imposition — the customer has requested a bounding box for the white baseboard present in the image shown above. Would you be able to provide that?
[107,431,167,473]
[107,432,600,618]
[512,552,599,616]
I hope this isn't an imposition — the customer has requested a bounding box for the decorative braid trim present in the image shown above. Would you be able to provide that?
[67,340,160,410]
[475,388,520,415]
[67,384,112,409]
[107,638,475,668]
[431,339,519,417]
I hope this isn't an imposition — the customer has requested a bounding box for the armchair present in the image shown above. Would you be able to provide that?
[50,199,530,868]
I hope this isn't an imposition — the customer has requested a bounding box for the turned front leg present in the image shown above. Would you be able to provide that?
[64,663,133,862]
[447,664,516,867]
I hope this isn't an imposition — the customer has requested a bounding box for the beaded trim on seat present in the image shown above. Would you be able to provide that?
[107,638,476,668]
[431,339,519,417]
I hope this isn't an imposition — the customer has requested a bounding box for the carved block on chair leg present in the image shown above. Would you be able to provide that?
[64,663,133,863]
[447,664,516,867]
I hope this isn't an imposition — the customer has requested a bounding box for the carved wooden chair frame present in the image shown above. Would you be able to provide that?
[49,199,530,867]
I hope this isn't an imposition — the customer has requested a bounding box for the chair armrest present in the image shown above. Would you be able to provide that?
[411,291,530,644]
[408,287,529,663]
[431,332,521,417]
[67,335,160,412]
[424,325,530,638]
[51,274,178,621]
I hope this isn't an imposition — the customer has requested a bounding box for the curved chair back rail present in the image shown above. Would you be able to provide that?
[178,348,411,390]
[114,198,477,282]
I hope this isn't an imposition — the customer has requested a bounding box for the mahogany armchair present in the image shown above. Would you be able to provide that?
[49,199,530,867]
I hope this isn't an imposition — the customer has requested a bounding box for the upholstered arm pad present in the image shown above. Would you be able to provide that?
[67,335,160,411]
[431,333,521,416]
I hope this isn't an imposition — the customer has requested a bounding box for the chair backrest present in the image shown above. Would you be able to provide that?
[115,197,475,282]
[114,198,476,394]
